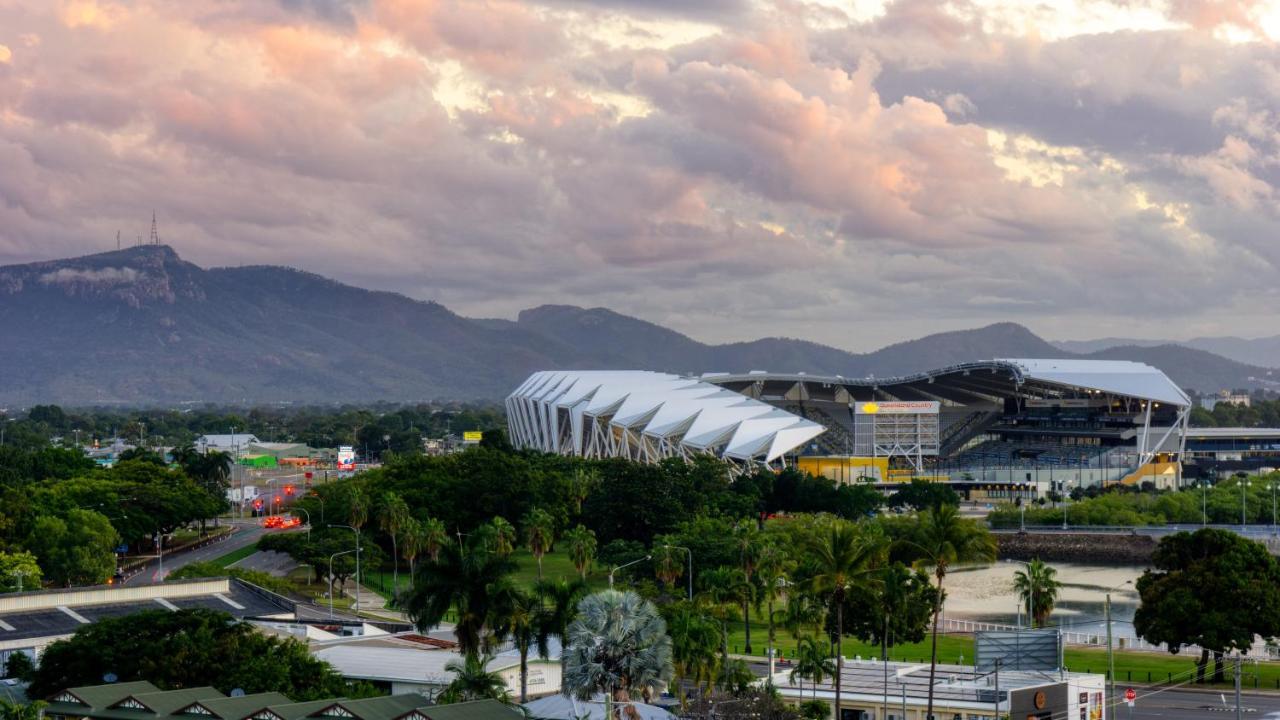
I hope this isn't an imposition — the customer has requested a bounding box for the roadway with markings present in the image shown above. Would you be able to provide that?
[120,520,266,586]
[1121,687,1280,719]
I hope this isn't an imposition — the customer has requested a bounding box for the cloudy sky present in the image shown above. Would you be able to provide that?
[0,0,1278,350]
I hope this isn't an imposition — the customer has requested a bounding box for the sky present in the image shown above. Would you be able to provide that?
[0,0,1278,350]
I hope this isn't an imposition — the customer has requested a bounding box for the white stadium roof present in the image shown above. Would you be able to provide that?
[505,370,826,464]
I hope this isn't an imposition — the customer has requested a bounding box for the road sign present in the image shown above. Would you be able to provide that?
[1125,687,1136,706]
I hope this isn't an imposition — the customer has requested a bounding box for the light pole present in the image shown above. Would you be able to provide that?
[609,555,651,589]
[1106,579,1133,711]
[1062,480,1071,530]
[328,549,355,618]
[155,532,164,580]
[333,525,362,614]
[1270,483,1277,535]
[293,507,312,542]
[1202,479,1208,527]
[1241,478,1250,529]
[664,544,693,600]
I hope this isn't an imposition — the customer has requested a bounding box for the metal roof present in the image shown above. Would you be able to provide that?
[506,371,825,463]
[523,695,675,720]
[703,358,1190,408]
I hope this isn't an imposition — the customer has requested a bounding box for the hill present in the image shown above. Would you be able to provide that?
[1055,335,1280,368]
[0,246,1270,405]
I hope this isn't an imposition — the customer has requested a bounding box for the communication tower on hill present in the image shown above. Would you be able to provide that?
[150,211,159,245]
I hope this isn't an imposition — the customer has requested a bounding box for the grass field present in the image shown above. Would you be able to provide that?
[362,548,610,601]
[209,543,258,568]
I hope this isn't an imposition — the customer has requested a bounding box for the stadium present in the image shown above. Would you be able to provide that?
[506,359,1196,498]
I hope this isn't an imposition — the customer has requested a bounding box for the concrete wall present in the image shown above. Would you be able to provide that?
[0,578,231,613]
[997,532,1156,564]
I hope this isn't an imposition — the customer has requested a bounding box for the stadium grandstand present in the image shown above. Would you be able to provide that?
[507,360,1204,497]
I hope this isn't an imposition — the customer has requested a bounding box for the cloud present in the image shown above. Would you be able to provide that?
[0,0,1275,347]
[0,45,11,64]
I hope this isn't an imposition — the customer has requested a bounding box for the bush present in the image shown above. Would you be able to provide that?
[799,700,829,720]
[167,561,295,596]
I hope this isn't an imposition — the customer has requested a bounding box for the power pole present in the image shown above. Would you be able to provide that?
[1236,654,1243,720]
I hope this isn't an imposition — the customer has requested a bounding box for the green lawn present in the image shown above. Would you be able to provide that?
[362,548,610,602]
[725,615,1280,689]
[209,543,258,568]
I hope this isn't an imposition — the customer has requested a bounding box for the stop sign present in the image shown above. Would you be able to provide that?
[1125,688,1136,703]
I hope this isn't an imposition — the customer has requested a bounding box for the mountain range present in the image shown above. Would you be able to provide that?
[1053,335,1280,368]
[0,246,1274,406]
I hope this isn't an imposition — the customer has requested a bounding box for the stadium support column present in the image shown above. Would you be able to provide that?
[1178,407,1190,489]
[1138,401,1153,466]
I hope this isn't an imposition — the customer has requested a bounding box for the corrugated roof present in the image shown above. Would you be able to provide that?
[189,693,293,720]
[523,696,674,720]
[423,701,523,720]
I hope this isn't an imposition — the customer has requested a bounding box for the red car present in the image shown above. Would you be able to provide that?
[263,515,284,528]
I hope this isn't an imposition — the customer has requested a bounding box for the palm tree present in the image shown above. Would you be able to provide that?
[562,590,674,718]
[733,524,763,655]
[422,517,449,562]
[698,566,752,668]
[0,701,45,720]
[1012,558,1062,628]
[805,520,885,718]
[564,524,597,579]
[438,652,511,704]
[400,517,424,579]
[664,602,721,706]
[535,577,588,647]
[502,588,549,703]
[401,533,520,656]
[790,635,834,702]
[652,541,684,590]
[755,543,791,678]
[907,503,997,720]
[377,492,411,592]
[490,516,516,556]
[523,508,556,582]
[347,486,369,531]
[569,467,599,516]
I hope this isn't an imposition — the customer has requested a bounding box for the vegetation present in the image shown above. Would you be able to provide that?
[28,609,377,700]
[166,561,295,596]
[1012,558,1062,628]
[1134,528,1280,684]
[562,590,674,712]
[437,653,511,704]
[988,472,1280,527]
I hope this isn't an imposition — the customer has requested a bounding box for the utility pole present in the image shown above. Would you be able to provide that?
[1236,654,1243,720]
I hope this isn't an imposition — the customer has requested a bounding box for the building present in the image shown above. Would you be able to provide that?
[42,682,520,720]
[197,435,260,456]
[311,635,562,700]
[508,360,1195,494]
[522,695,676,720]
[506,371,825,469]
[770,658,1106,720]
[0,577,294,668]
[1200,390,1253,411]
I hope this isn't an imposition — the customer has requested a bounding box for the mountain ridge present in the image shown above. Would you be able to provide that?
[0,246,1273,405]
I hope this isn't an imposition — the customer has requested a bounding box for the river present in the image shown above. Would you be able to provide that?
[940,561,1148,640]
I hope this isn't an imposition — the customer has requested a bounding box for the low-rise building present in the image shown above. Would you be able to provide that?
[43,682,519,720]
[197,435,261,456]
[770,658,1106,720]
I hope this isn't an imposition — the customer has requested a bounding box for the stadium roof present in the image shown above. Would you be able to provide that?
[703,358,1190,408]
[506,371,826,463]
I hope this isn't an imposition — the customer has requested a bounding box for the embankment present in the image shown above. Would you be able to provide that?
[997,531,1156,564]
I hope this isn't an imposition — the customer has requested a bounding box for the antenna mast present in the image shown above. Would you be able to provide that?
[150,212,159,245]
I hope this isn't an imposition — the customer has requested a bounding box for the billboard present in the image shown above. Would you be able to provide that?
[854,401,940,415]
[463,431,484,443]
[975,629,1061,672]
[337,446,356,471]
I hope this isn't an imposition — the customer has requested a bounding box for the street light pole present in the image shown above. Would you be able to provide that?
[328,549,355,618]
[1242,479,1249,528]
[332,525,362,614]
[609,555,651,589]
[1106,580,1133,711]
[664,544,693,600]
[294,507,311,542]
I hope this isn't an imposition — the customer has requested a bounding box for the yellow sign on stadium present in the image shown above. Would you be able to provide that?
[860,402,880,414]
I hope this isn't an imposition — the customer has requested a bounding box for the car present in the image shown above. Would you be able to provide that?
[263,515,284,528]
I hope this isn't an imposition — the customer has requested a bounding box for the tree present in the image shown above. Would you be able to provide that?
[28,609,370,700]
[564,524,597,580]
[0,700,44,720]
[535,577,588,648]
[699,566,753,668]
[400,517,424,579]
[842,563,938,665]
[664,602,721,705]
[3,651,33,681]
[489,516,517,556]
[347,486,369,531]
[402,533,519,656]
[1012,558,1062,628]
[756,543,792,679]
[805,520,885,717]
[562,590,674,718]
[903,504,996,719]
[438,653,511,704]
[652,541,685,591]
[377,492,411,592]
[0,550,42,592]
[523,508,556,582]
[1134,529,1280,684]
[422,517,449,562]
[27,510,119,586]
[790,635,834,702]
[732,523,763,654]
[502,588,549,703]
[888,479,960,512]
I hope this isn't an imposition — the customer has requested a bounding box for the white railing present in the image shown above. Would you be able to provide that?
[933,617,1275,660]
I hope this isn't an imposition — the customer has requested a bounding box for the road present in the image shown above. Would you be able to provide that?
[121,521,266,586]
[1124,687,1280,719]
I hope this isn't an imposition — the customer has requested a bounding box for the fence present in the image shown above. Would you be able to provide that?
[933,617,1275,660]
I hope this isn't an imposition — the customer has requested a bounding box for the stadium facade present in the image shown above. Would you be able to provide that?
[507,359,1196,491]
